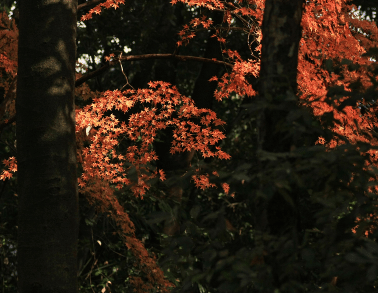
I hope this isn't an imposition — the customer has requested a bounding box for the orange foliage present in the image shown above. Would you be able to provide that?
[0,8,232,290]
[0,11,18,123]
[0,12,17,78]
[80,0,126,21]
[0,157,16,181]
[76,81,230,198]
[74,79,231,290]
[172,0,378,238]
[3,0,378,290]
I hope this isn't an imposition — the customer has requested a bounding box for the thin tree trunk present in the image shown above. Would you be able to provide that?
[16,1,79,292]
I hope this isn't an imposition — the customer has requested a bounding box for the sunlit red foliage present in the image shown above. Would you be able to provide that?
[74,79,232,290]
[0,12,17,78]
[0,8,232,290]
[3,0,378,291]
[80,0,126,21]
[76,81,230,198]
[0,11,17,124]
[0,156,16,181]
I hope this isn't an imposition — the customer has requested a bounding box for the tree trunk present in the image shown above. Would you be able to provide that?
[259,0,304,152]
[16,1,79,292]
[255,0,304,234]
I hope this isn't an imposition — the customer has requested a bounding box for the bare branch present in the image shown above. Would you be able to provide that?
[75,54,232,87]
[1,55,231,132]
[75,63,110,87]
[120,53,232,67]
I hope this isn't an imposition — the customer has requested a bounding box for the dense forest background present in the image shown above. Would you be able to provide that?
[2,0,378,292]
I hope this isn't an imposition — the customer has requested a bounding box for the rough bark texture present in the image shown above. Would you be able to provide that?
[16,1,79,292]
[260,0,303,100]
[255,0,304,234]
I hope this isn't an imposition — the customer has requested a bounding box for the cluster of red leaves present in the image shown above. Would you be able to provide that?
[175,0,378,237]
[0,11,18,122]
[0,157,16,181]
[76,81,230,198]
[177,15,213,47]
[298,0,378,235]
[299,1,378,169]
[299,1,368,108]
[175,0,263,51]
[80,0,125,21]
[174,0,378,149]
[0,12,17,78]
[210,50,259,100]
[170,0,225,10]
[0,12,17,179]
[171,0,264,16]
[174,1,262,101]
[74,80,231,291]
[352,214,378,237]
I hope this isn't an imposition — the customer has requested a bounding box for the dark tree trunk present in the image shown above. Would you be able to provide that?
[16,1,79,292]
[259,0,304,153]
[255,0,304,234]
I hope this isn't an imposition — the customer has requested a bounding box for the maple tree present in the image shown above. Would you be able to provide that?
[2,0,378,292]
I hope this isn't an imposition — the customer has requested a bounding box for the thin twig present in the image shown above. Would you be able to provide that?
[118,52,134,90]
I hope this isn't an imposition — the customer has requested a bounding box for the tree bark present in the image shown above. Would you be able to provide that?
[255,0,304,234]
[259,0,304,153]
[16,1,79,292]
